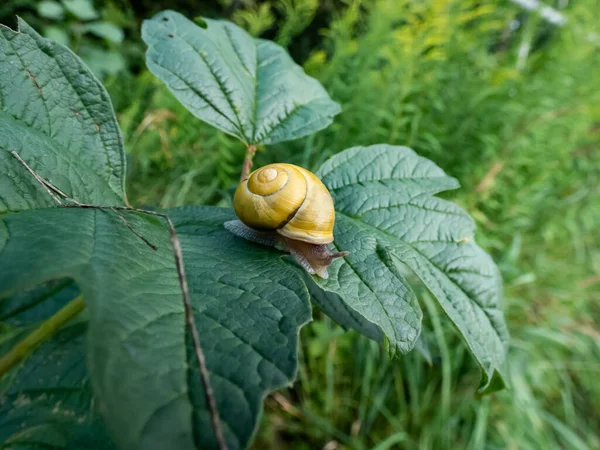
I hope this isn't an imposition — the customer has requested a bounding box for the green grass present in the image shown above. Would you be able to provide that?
[83,0,600,448]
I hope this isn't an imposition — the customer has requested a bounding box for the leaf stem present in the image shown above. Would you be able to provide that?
[0,295,85,377]
[240,144,257,181]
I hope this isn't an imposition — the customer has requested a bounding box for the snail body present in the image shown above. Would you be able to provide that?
[224,163,348,278]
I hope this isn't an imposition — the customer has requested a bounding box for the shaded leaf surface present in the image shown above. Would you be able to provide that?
[171,206,311,449]
[314,220,423,358]
[307,276,384,344]
[0,208,190,450]
[0,17,312,449]
[0,279,78,327]
[316,145,509,390]
[0,206,311,450]
[142,10,340,145]
[0,18,125,213]
[0,322,115,450]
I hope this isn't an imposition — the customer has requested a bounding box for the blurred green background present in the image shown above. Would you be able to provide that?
[3,0,599,448]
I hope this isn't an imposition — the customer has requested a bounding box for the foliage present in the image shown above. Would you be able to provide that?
[0,7,510,450]
[2,0,142,79]
[0,320,116,449]
[254,1,600,448]
[115,0,599,448]
[2,0,599,449]
[142,10,340,146]
[0,15,316,449]
[315,146,508,389]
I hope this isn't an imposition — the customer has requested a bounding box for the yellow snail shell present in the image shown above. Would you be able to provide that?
[224,163,347,278]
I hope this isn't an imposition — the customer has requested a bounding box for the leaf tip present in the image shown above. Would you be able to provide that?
[193,16,208,29]
[477,364,509,395]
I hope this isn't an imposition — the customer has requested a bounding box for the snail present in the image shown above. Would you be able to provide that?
[224,163,349,279]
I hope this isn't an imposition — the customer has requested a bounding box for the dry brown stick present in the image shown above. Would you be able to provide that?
[110,207,158,251]
[45,180,73,202]
[77,206,227,449]
[10,151,63,205]
[164,213,228,450]
[476,161,504,194]
[10,151,228,450]
[579,273,600,289]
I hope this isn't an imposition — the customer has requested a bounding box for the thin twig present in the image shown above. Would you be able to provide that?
[240,144,257,181]
[9,151,228,449]
[10,151,63,205]
[579,273,600,289]
[272,392,302,418]
[476,161,504,194]
[0,296,85,377]
[46,181,72,202]
[165,214,228,449]
[111,208,158,251]
[37,173,73,202]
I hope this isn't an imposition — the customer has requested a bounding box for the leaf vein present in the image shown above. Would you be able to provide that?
[338,212,504,352]
[201,310,289,380]
[182,37,250,143]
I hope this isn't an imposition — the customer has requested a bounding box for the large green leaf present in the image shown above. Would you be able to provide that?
[0,15,509,450]
[0,206,311,450]
[169,206,311,449]
[142,10,340,145]
[0,18,126,213]
[0,17,312,449]
[0,208,192,450]
[315,145,509,391]
[0,321,115,450]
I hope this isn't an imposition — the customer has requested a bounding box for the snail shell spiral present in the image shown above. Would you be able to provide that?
[233,163,335,245]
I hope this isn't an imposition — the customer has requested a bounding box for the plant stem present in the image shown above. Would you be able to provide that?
[240,144,257,181]
[0,296,85,377]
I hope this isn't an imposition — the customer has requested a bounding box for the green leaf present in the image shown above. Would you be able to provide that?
[1,18,311,448]
[169,206,312,448]
[0,18,126,212]
[0,206,311,449]
[82,47,127,78]
[43,25,71,46]
[83,21,125,43]
[142,10,340,145]
[317,217,423,357]
[0,322,116,449]
[193,17,208,29]
[306,274,386,344]
[37,1,65,20]
[62,0,99,21]
[316,145,509,391]
[0,220,6,252]
[0,279,78,326]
